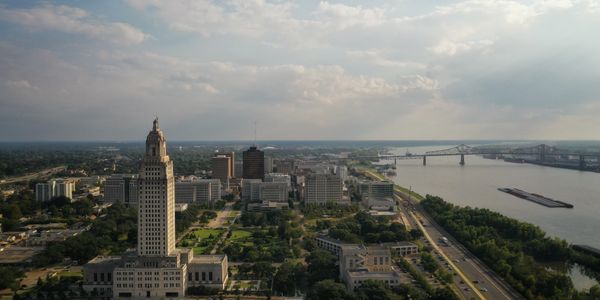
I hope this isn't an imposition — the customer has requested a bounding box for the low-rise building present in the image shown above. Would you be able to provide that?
[385,242,419,257]
[315,235,348,257]
[339,244,405,290]
[83,252,229,298]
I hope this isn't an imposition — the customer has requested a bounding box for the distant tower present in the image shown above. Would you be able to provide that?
[243,146,265,180]
[138,118,176,257]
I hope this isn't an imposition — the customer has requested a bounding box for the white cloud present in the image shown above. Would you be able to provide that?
[429,39,494,56]
[0,4,147,44]
[126,0,304,38]
[4,79,38,90]
[346,50,427,69]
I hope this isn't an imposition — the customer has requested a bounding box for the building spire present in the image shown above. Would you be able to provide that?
[153,117,159,131]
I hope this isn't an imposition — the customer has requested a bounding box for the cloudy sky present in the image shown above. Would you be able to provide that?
[1,0,599,141]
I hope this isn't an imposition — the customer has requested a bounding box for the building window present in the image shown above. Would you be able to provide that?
[94,273,97,282]
[209,272,213,281]
[202,272,206,281]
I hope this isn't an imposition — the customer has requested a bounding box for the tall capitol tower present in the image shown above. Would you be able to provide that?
[83,119,229,299]
[138,118,176,256]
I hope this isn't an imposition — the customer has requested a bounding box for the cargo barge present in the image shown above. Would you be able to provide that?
[498,188,574,208]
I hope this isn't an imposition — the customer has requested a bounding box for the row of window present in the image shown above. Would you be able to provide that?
[93,272,112,282]
[189,271,214,282]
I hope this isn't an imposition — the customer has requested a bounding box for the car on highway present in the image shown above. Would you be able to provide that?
[480,288,489,292]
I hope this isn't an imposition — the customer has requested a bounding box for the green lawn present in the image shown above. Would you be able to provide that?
[192,228,225,239]
[58,270,83,278]
[193,246,209,255]
[230,229,252,241]
[177,228,225,251]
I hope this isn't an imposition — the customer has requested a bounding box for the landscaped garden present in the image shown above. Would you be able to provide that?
[177,228,225,255]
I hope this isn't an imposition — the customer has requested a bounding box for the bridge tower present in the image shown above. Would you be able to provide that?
[579,155,586,170]
[539,144,547,161]
[422,156,427,166]
[460,154,465,166]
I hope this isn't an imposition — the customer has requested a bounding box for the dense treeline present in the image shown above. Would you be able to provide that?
[239,210,289,227]
[0,190,40,231]
[301,202,360,219]
[321,211,421,244]
[421,195,600,299]
[32,203,137,266]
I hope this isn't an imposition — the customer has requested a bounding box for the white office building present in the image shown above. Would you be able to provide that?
[175,178,221,206]
[304,173,342,205]
[35,179,75,202]
[259,182,288,203]
[264,173,291,188]
[241,179,262,203]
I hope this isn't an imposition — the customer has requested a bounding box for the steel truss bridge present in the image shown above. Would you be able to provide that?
[357,144,600,169]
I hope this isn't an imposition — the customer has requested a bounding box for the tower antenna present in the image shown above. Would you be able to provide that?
[253,120,257,147]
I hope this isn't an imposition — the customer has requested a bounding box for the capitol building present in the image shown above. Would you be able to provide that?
[82,119,228,298]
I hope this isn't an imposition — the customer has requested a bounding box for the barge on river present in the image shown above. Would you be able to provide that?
[498,188,574,208]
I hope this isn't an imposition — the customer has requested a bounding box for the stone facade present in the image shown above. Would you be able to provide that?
[82,119,228,299]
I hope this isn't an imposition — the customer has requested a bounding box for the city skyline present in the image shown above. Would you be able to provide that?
[1,1,600,141]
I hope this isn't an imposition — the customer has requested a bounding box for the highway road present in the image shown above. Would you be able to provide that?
[415,206,523,300]
[363,169,521,299]
[399,191,523,300]
[0,166,66,185]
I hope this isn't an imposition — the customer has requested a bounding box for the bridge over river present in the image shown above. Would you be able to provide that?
[355,144,600,170]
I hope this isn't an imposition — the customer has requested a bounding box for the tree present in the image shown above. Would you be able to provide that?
[273,262,307,296]
[354,280,401,300]
[307,250,338,284]
[431,287,458,300]
[307,280,353,300]
[0,267,23,290]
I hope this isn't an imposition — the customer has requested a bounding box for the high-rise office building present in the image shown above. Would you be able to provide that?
[83,119,228,298]
[242,146,264,180]
[264,156,273,173]
[359,181,394,201]
[211,155,231,188]
[274,159,295,174]
[234,161,243,178]
[336,165,348,181]
[304,173,342,205]
[35,183,53,202]
[175,178,221,205]
[241,179,262,203]
[264,173,291,188]
[259,182,288,203]
[223,152,235,178]
[104,174,139,207]
[35,179,75,202]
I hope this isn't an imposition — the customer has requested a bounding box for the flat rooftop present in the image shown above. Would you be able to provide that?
[192,255,226,264]
[87,256,122,265]
[0,247,42,264]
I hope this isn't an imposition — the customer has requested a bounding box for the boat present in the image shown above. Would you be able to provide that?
[498,188,573,208]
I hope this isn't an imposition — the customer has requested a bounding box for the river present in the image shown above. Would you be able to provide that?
[385,145,600,290]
